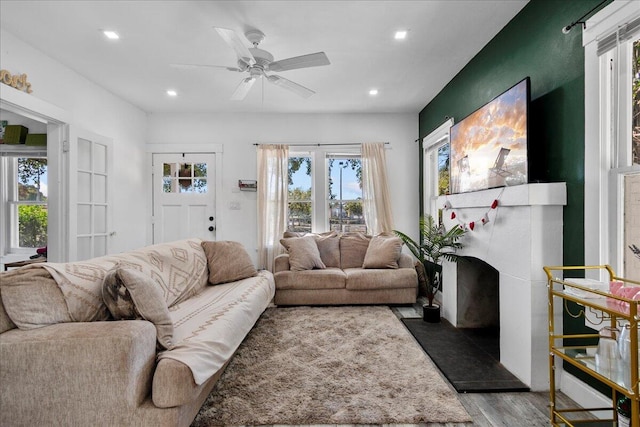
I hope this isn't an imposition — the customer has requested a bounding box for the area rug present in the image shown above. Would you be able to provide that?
[192,306,471,426]
[402,318,529,393]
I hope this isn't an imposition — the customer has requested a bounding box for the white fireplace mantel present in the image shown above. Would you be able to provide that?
[437,183,566,391]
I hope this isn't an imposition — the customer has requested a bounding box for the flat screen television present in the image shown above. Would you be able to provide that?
[449,77,529,194]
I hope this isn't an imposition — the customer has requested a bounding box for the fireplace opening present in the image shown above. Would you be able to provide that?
[456,256,500,355]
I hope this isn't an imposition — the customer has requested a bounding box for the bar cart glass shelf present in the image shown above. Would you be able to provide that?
[543,265,640,427]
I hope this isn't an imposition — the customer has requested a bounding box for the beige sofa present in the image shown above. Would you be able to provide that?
[274,232,417,305]
[0,238,275,427]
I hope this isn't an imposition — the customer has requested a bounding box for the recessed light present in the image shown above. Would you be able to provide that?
[166,89,178,97]
[369,89,378,96]
[394,30,407,40]
[103,30,120,40]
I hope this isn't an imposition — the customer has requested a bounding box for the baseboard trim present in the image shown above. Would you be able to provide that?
[560,371,611,419]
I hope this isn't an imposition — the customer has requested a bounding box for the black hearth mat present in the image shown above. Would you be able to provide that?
[401,318,529,393]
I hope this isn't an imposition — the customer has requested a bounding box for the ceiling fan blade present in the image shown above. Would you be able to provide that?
[267,75,315,98]
[231,77,256,101]
[214,27,255,67]
[170,63,243,72]
[268,52,330,72]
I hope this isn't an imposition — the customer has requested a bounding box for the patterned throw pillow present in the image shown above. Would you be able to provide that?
[201,241,258,285]
[362,234,403,269]
[102,266,174,350]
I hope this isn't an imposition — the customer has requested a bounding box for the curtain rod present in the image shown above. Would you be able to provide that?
[253,142,389,147]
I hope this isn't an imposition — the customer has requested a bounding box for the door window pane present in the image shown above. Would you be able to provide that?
[78,138,91,171]
[162,162,207,193]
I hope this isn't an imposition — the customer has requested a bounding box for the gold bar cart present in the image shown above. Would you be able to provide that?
[543,265,640,427]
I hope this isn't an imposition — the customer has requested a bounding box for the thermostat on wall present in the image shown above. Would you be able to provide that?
[238,180,257,191]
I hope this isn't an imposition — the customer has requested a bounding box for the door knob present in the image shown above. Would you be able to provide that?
[209,216,214,221]
[208,226,215,232]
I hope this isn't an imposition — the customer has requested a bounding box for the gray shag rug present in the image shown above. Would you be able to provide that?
[192,306,471,426]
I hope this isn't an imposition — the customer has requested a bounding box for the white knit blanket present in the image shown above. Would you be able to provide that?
[159,271,275,384]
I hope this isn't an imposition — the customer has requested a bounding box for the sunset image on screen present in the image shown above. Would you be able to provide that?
[450,79,528,194]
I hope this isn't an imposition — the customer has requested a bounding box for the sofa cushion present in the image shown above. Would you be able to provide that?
[201,241,257,285]
[0,266,72,330]
[362,234,403,269]
[103,266,174,350]
[339,232,371,269]
[280,235,326,271]
[344,267,418,290]
[274,268,346,290]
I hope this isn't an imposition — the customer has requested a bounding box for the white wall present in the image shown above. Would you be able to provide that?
[147,112,419,259]
[1,29,149,254]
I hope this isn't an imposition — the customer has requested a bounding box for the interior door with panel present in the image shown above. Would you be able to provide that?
[67,129,113,262]
[152,153,216,243]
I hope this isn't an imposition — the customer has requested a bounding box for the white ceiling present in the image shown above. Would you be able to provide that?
[0,1,528,114]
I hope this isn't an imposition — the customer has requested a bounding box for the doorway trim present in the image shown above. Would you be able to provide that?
[146,143,224,244]
[1,85,71,263]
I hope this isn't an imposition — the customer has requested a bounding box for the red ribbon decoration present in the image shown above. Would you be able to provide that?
[491,199,499,209]
[451,212,456,220]
[469,221,475,231]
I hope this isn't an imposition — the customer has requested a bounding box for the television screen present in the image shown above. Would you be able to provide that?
[449,77,529,194]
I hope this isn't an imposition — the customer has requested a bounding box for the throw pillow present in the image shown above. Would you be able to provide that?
[339,232,372,268]
[0,266,72,330]
[201,241,258,285]
[102,266,174,350]
[280,235,326,271]
[312,231,340,268]
[362,234,403,269]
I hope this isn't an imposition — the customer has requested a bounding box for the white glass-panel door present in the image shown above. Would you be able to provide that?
[67,129,113,261]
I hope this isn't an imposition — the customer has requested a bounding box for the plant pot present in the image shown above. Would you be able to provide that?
[423,304,441,323]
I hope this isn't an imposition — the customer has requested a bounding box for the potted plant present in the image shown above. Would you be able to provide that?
[394,215,466,322]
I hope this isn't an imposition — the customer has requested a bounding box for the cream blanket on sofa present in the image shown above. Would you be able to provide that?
[160,271,275,384]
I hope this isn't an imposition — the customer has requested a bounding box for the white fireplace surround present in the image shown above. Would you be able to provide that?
[437,183,566,391]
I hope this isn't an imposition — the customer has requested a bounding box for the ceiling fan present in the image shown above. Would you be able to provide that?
[173,27,330,101]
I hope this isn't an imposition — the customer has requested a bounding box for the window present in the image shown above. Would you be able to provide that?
[287,150,365,233]
[328,156,364,232]
[10,157,48,249]
[162,162,208,193]
[423,118,453,220]
[288,156,312,232]
[584,3,640,279]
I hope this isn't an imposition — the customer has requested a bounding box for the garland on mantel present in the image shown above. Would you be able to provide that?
[442,188,505,231]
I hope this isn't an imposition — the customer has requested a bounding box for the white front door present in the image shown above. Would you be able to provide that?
[152,153,216,243]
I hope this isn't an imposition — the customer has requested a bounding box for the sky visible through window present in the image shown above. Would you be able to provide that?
[289,161,361,200]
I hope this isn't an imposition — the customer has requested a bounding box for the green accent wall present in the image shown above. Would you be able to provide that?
[418,0,611,394]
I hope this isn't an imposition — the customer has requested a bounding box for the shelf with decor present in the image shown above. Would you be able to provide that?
[543,265,640,427]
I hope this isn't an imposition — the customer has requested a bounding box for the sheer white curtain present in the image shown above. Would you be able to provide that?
[361,142,394,234]
[257,144,289,271]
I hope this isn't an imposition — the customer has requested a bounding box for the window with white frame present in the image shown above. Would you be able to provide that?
[423,118,453,221]
[327,155,364,233]
[288,155,313,233]
[584,2,640,279]
[287,149,364,233]
[4,156,48,251]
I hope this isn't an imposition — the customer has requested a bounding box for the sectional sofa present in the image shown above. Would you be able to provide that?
[0,238,274,427]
